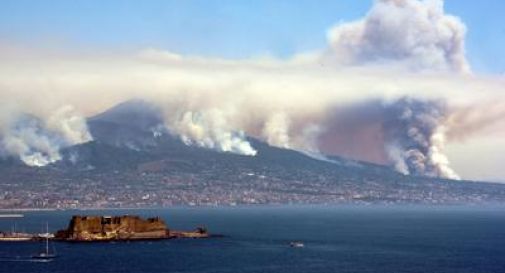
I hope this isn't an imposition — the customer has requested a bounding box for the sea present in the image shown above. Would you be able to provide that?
[0,205,504,273]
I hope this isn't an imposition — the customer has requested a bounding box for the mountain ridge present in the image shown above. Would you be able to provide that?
[1,99,505,209]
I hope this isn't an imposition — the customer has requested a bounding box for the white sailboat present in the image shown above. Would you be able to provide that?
[32,223,56,261]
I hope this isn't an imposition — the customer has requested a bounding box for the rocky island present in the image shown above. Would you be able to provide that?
[0,215,210,242]
[54,215,209,241]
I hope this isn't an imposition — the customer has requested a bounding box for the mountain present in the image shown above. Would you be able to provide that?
[1,99,505,209]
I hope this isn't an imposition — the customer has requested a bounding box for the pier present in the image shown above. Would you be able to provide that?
[0,214,24,218]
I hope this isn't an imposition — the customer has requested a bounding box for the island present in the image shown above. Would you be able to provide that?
[1,215,210,242]
[54,215,209,241]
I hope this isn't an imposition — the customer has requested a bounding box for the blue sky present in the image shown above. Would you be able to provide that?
[0,0,504,73]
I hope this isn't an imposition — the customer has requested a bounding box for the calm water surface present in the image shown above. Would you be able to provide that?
[0,205,504,273]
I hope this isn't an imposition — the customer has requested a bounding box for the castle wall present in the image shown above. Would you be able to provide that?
[58,215,169,241]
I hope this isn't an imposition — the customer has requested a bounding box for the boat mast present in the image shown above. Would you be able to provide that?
[46,222,49,255]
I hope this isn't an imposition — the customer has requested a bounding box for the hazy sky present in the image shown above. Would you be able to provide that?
[1,0,504,181]
[0,0,504,73]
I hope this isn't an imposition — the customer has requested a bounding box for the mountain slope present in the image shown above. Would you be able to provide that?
[1,99,505,209]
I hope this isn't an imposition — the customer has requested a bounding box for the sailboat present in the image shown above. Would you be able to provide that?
[32,223,56,261]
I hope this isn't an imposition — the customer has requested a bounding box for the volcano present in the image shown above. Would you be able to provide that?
[1,99,505,208]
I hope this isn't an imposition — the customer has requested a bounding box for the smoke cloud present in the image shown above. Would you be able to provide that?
[0,0,503,180]
[446,101,505,141]
[0,114,62,166]
[46,105,93,146]
[383,98,459,179]
[167,109,256,156]
[325,0,470,73]
[262,112,291,149]
[313,97,459,179]
[0,105,92,166]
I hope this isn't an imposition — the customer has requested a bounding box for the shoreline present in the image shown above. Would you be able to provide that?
[2,203,505,212]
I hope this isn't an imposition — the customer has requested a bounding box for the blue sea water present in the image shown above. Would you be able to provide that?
[0,205,504,273]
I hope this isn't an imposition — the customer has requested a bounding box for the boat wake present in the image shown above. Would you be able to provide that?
[0,256,54,263]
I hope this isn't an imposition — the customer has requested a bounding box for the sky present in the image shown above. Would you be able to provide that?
[0,0,505,181]
[0,0,504,73]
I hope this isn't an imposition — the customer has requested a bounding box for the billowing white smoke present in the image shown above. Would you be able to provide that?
[261,114,323,155]
[262,112,291,149]
[383,98,459,179]
[0,117,62,166]
[0,105,92,167]
[47,105,93,146]
[325,0,470,73]
[168,109,256,156]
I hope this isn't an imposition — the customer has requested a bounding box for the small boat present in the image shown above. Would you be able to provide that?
[31,252,56,260]
[32,224,56,261]
[289,241,304,248]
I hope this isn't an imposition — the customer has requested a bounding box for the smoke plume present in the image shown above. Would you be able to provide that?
[262,112,291,149]
[313,97,459,179]
[0,105,92,166]
[167,109,256,156]
[325,0,470,73]
[46,105,93,146]
[383,98,459,179]
[0,114,62,166]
